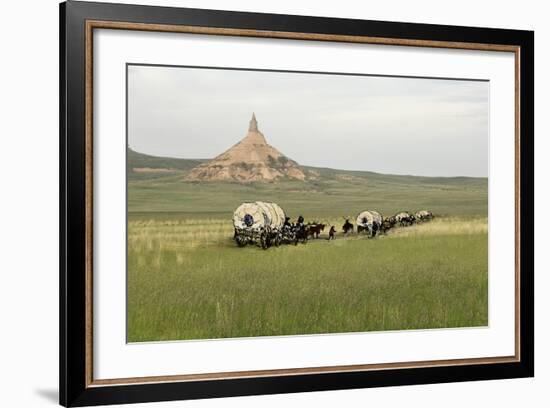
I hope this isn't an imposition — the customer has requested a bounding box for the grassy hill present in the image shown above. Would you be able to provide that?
[127,149,488,218]
[128,148,206,180]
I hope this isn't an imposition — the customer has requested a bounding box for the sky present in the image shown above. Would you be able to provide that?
[127,64,489,177]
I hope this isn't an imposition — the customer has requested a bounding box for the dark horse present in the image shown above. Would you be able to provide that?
[307,223,325,239]
[342,219,354,234]
[380,218,393,234]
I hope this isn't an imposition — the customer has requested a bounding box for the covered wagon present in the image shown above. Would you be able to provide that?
[356,210,383,237]
[414,210,434,222]
[395,211,416,226]
[232,201,286,249]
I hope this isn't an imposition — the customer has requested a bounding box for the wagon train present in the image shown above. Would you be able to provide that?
[233,202,434,248]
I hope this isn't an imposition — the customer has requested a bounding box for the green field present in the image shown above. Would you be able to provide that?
[127,151,488,342]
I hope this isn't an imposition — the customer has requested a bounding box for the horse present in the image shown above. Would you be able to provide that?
[328,226,337,240]
[381,218,393,234]
[342,219,354,234]
[395,212,415,227]
[307,223,325,239]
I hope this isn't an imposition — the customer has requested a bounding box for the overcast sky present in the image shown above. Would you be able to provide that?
[128,64,489,177]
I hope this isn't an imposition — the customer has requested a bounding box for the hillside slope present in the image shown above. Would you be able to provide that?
[128,148,206,180]
[127,148,488,218]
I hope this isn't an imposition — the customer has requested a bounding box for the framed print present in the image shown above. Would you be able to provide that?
[59,1,534,406]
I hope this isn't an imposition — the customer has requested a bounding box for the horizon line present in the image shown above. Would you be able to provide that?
[128,146,488,179]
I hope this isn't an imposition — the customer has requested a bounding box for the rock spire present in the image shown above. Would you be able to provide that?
[185,114,306,183]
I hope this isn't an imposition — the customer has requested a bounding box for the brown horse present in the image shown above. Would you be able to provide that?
[307,223,325,239]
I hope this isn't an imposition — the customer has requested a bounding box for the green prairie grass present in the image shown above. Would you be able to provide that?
[127,217,488,342]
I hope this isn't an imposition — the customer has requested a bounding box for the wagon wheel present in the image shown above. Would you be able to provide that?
[235,234,247,247]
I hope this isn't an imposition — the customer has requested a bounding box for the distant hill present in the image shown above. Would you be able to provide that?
[128,147,205,170]
[128,147,487,187]
[127,148,206,180]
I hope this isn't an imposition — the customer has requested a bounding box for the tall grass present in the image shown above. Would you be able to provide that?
[127,216,488,342]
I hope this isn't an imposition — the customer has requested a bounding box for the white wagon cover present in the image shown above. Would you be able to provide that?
[233,202,286,230]
[356,210,382,227]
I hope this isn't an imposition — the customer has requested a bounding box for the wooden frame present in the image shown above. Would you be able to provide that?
[60,1,534,406]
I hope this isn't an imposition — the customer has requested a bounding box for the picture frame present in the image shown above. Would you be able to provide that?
[59,1,534,406]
